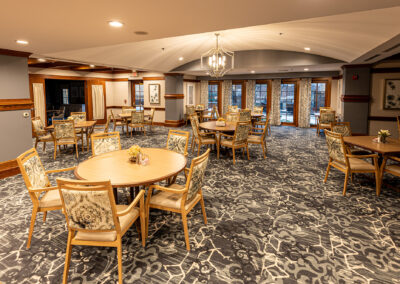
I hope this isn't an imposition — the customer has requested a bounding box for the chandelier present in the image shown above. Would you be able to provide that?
[201,33,234,77]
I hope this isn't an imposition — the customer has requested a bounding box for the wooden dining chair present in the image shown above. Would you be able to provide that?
[317,110,336,136]
[218,121,251,164]
[56,178,146,284]
[380,155,400,195]
[16,148,76,248]
[91,132,121,156]
[331,121,352,137]
[228,105,239,113]
[190,115,218,155]
[202,109,213,122]
[31,116,54,152]
[225,112,239,122]
[146,149,210,251]
[53,120,81,160]
[239,109,251,122]
[144,108,155,132]
[92,114,111,134]
[185,105,195,126]
[248,118,269,159]
[323,130,380,196]
[110,110,125,133]
[212,106,220,120]
[70,112,86,122]
[166,129,190,156]
[195,104,205,111]
[253,106,263,115]
[128,111,146,136]
[397,115,400,139]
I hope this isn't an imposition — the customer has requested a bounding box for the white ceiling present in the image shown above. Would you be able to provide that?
[1,0,399,74]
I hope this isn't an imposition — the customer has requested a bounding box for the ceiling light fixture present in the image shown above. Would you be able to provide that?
[90,64,95,68]
[108,21,124,28]
[251,70,255,74]
[304,47,311,51]
[16,39,29,45]
[304,68,309,71]
[37,58,46,62]
[178,57,184,61]
[201,33,234,78]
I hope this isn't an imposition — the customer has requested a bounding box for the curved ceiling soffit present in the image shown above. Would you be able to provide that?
[171,49,345,72]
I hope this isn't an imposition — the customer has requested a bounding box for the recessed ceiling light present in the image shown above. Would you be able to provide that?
[90,64,95,68]
[178,57,184,61]
[16,39,29,45]
[304,47,311,51]
[108,21,124,28]
[250,70,255,74]
[304,68,309,71]
[37,58,46,62]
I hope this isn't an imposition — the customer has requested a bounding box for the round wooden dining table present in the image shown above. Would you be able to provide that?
[199,121,236,132]
[74,148,187,187]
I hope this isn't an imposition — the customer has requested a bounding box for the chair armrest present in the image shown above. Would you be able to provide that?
[29,186,58,193]
[220,133,234,139]
[388,156,400,163]
[346,154,378,159]
[149,184,185,194]
[46,166,76,174]
[116,189,145,217]
[199,131,216,136]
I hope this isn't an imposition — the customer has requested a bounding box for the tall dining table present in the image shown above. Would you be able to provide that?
[46,120,97,151]
[343,136,400,158]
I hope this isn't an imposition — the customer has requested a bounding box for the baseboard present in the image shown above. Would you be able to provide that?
[0,159,20,179]
[164,120,185,127]
[152,122,165,127]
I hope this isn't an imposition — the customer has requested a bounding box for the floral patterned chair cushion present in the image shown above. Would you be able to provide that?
[32,119,45,135]
[332,125,351,137]
[253,107,263,114]
[325,133,346,164]
[239,110,251,121]
[71,114,86,122]
[131,112,144,124]
[60,189,115,230]
[167,134,188,155]
[54,122,75,139]
[320,112,336,124]
[234,124,250,144]
[23,155,49,189]
[93,137,120,156]
[186,155,209,202]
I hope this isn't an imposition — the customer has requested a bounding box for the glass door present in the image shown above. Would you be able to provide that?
[254,83,268,115]
[310,82,327,125]
[280,82,297,125]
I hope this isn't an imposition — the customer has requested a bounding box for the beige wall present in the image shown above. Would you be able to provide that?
[369,68,400,138]
[330,78,343,119]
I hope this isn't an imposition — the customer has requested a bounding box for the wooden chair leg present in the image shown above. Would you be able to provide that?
[246,146,250,160]
[140,210,146,247]
[43,211,47,222]
[143,127,146,136]
[117,238,123,284]
[43,142,46,152]
[343,170,350,196]
[375,170,381,196]
[232,148,236,165]
[34,138,39,149]
[75,144,79,159]
[261,143,266,159]
[27,207,38,248]
[199,194,208,225]
[181,213,190,251]
[62,231,73,284]
[197,143,201,156]
[323,163,331,183]
[217,143,220,159]
[53,145,57,160]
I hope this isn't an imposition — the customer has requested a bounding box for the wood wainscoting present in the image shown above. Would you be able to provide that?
[0,159,20,179]
[0,99,34,111]
[164,120,185,127]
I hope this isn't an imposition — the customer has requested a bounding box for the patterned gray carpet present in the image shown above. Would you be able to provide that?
[0,126,399,283]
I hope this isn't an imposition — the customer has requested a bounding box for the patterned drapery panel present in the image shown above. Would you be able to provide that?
[222,80,232,115]
[200,81,208,109]
[270,79,281,126]
[298,78,312,128]
[92,85,105,120]
[246,80,256,110]
[33,83,46,124]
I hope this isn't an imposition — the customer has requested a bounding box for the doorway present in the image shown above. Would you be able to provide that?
[45,79,86,125]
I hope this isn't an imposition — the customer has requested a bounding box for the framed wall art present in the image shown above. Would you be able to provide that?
[384,79,400,110]
[149,84,160,104]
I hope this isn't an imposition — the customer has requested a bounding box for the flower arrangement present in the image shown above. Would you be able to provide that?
[67,116,73,120]
[128,145,142,162]
[378,129,390,143]
[216,117,226,126]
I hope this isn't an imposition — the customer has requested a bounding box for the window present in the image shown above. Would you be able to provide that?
[310,82,327,125]
[62,89,69,104]
[208,84,218,110]
[231,84,242,108]
[280,83,295,123]
[135,83,144,107]
[254,83,268,114]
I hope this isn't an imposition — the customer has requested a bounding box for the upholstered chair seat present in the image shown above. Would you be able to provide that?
[247,135,262,143]
[332,158,375,171]
[39,190,62,208]
[149,184,201,211]
[218,121,251,164]
[190,115,218,155]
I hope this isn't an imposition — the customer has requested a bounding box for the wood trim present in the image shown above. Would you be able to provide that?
[164,119,185,127]
[341,95,370,102]
[281,79,299,126]
[164,73,184,76]
[368,116,398,121]
[341,64,372,69]
[0,48,31,58]
[152,122,165,126]
[110,78,129,81]
[0,159,20,179]
[142,77,165,81]
[371,68,400,74]
[312,78,332,108]
[0,99,34,111]
[332,75,343,80]
[29,74,129,82]
[131,81,143,105]
[183,79,200,83]
[165,94,184,99]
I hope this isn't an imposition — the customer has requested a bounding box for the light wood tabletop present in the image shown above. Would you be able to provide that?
[343,136,400,155]
[46,120,96,130]
[199,121,236,132]
[75,148,187,187]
